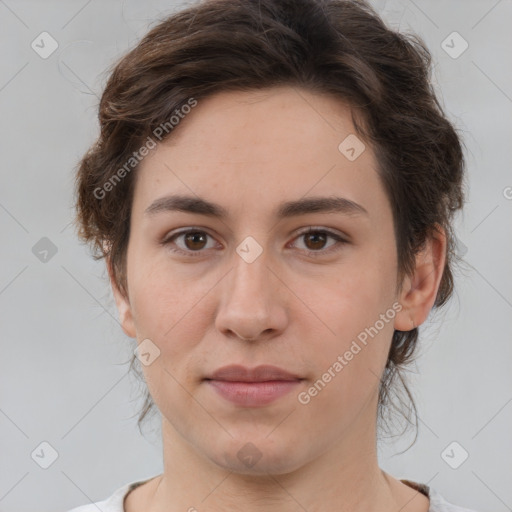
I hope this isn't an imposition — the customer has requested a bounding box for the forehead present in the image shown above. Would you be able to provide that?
[133,86,389,225]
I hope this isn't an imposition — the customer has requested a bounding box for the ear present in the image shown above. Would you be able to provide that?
[394,225,447,331]
[107,257,136,338]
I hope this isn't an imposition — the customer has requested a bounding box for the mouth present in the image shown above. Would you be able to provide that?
[204,365,304,407]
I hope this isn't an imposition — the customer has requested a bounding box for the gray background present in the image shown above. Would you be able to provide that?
[0,0,511,511]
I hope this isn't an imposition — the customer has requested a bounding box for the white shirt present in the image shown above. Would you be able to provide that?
[66,475,480,512]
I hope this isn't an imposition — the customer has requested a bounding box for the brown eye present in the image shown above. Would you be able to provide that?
[303,231,328,251]
[182,231,208,251]
[291,228,348,257]
[162,229,218,257]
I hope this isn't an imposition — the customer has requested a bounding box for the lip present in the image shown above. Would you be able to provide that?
[204,365,304,407]
[205,364,303,382]
[206,380,302,407]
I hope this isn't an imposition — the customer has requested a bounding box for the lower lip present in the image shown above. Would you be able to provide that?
[206,379,302,407]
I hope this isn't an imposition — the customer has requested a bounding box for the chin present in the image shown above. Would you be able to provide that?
[206,436,307,476]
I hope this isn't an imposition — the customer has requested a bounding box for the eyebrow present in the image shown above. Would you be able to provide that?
[144,194,368,219]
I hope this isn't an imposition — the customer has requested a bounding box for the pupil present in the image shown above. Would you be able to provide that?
[306,232,326,250]
[186,232,206,250]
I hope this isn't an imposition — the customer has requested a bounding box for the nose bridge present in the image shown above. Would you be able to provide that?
[227,244,274,312]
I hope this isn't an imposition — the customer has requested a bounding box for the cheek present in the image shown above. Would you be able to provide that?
[302,253,393,339]
[128,252,199,333]
[293,252,395,406]
[127,259,219,377]
[127,266,212,415]
[297,297,392,432]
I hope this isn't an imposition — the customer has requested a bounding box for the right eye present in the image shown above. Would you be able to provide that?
[162,229,219,257]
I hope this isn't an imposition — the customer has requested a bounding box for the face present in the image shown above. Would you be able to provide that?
[110,86,439,475]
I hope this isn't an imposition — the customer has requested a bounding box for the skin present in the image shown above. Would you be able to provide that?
[109,86,445,512]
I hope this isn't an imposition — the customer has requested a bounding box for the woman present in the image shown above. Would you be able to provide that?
[69,0,478,510]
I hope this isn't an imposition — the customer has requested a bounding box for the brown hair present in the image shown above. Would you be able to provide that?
[74,0,466,441]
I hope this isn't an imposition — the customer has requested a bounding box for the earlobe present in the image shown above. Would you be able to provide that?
[394,226,447,332]
[107,259,137,339]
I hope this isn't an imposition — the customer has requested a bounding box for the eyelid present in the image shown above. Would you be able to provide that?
[293,226,349,242]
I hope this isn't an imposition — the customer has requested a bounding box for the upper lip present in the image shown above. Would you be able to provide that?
[205,364,303,382]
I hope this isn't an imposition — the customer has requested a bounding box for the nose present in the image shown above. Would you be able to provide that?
[214,249,288,342]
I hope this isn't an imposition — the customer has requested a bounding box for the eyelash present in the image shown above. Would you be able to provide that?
[161,227,348,258]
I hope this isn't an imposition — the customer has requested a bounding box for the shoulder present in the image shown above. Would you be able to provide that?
[65,476,158,512]
[427,485,481,512]
[400,478,481,512]
[66,500,109,512]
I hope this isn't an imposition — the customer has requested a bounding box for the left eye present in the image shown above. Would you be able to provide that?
[162,230,218,255]
[289,228,347,256]
[162,228,347,257]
